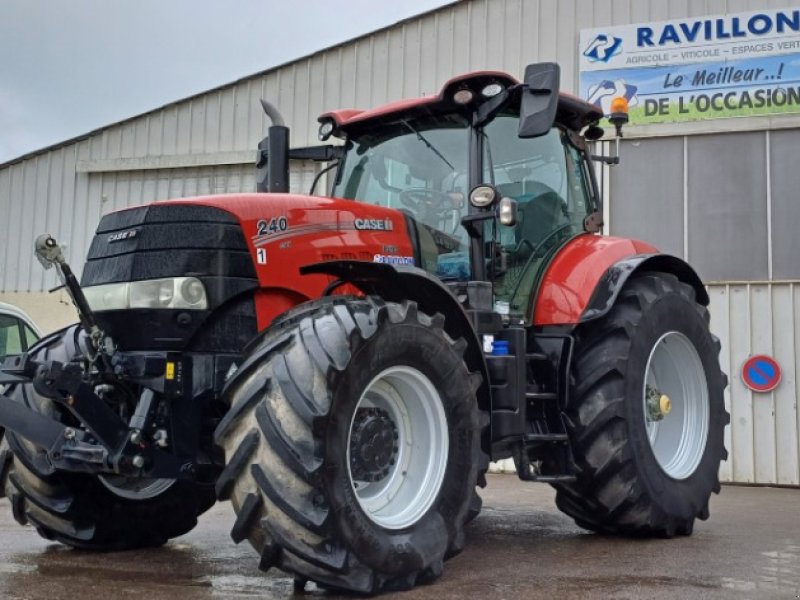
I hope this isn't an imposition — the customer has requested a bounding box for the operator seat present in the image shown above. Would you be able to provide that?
[497,182,568,258]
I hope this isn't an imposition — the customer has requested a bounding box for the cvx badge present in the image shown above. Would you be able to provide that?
[583,33,623,63]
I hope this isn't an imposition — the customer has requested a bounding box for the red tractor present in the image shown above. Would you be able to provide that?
[0,63,728,593]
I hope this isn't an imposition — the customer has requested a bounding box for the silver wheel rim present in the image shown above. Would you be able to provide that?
[347,366,449,530]
[98,475,175,500]
[642,331,709,480]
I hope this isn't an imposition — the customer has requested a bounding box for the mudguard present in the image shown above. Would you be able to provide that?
[533,235,708,326]
[300,260,491,413]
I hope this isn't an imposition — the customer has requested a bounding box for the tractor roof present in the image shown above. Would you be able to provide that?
[320,70,603,134]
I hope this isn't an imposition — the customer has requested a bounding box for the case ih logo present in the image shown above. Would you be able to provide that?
[583,34,623,63]
[354,218,394,231]
[107,229,139,243]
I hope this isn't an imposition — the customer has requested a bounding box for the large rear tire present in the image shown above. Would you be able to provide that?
[0,326,216,549]
[554,273,729,537]
[215,297,486,593]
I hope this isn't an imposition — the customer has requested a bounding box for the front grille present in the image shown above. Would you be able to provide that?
[82,204,257,286]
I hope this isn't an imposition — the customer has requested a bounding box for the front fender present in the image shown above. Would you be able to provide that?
[533,235,707,326]
[300,260,491,414]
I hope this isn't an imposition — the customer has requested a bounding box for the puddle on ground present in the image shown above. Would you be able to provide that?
[721,539,800,595]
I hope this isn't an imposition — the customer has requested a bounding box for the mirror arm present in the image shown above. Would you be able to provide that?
[461,212,495,239]
[473,85,520,127]
[591,154,620,165]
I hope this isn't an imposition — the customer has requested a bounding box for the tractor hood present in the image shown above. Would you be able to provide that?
[81,194,417,348]
[146,193,416,287]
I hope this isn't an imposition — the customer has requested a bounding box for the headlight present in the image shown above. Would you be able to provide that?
[469,184,498,208]
[318,120,335,141]
[453,89,474,105]
[481,83,504,98]
[83,277,208,311]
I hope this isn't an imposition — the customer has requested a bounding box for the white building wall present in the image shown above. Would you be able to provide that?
[710,283,800,486]
[1,0,799,483]
[494,283,800,486]
[5,0,797,293]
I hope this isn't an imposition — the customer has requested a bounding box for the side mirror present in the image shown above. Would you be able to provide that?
[497,197,517,226]
[518,62,560,138]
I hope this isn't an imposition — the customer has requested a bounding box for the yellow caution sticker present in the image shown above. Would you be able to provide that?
[165,362,175,380]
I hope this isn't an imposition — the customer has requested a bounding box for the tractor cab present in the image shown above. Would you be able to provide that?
[320,65,603,322]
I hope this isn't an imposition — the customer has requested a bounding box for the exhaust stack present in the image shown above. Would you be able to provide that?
[256,100,289,193]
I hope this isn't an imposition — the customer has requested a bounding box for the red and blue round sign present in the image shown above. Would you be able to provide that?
[741,355,781,393]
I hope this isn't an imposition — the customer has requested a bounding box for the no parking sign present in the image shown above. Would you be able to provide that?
[741,355,782,393]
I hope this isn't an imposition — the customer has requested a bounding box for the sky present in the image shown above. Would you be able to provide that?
[0,0,454,163]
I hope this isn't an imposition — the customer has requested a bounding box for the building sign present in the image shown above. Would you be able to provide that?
[579,7,800,124]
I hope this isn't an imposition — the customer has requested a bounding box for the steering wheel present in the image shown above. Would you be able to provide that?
[401,188,465,235]
[399,189,456,215]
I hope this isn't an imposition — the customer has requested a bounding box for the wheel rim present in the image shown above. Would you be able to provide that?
[347,366,449,530]
[642,331,709,480]
[98,475,175,500]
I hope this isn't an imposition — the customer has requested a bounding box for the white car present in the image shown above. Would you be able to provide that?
[0,302,42,361]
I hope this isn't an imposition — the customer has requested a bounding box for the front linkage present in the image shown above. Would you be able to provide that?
[0,352,193,480]
[0,235,200,483]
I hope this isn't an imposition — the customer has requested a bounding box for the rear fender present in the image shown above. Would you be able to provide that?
[533,235,707,326]
[580,254,708,323]
[301,261,491,414]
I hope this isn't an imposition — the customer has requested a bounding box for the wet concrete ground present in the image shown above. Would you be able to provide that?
[0,474,797,600]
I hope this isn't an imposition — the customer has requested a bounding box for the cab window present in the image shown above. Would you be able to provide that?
[482,115,593,317]
[23,324,39,348]
[0,315,23,359]
[333,113,471,278]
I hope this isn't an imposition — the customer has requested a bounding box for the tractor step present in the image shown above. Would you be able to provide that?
[525,390,557,402]
[525,474,576,483]
[526,352,548,362]
[523,433,569,442]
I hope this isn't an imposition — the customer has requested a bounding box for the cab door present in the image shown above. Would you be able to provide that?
[481,113,596,320]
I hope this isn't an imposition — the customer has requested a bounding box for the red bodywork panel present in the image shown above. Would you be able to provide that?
[157,194,414,329]
[322,71,520,127]
[533,234,658,326]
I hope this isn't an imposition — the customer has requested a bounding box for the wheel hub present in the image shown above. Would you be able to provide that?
[645,385,672,421]
[642,331,710,480]
[349,407,399,482]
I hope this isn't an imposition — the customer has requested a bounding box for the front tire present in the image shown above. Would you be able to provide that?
[554,273,729,537]
[215,297,486,593]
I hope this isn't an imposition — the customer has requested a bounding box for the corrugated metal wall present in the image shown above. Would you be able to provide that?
[493,283,800,486]
[4,0,795,291]
[1,0,799,484]
[607,128,800,484]
[710,283,800,485]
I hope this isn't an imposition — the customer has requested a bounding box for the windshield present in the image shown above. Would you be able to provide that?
[331,108,596,310]
[333,113,471,279]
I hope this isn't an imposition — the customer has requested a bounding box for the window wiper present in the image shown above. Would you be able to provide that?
[402,121,454,170]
